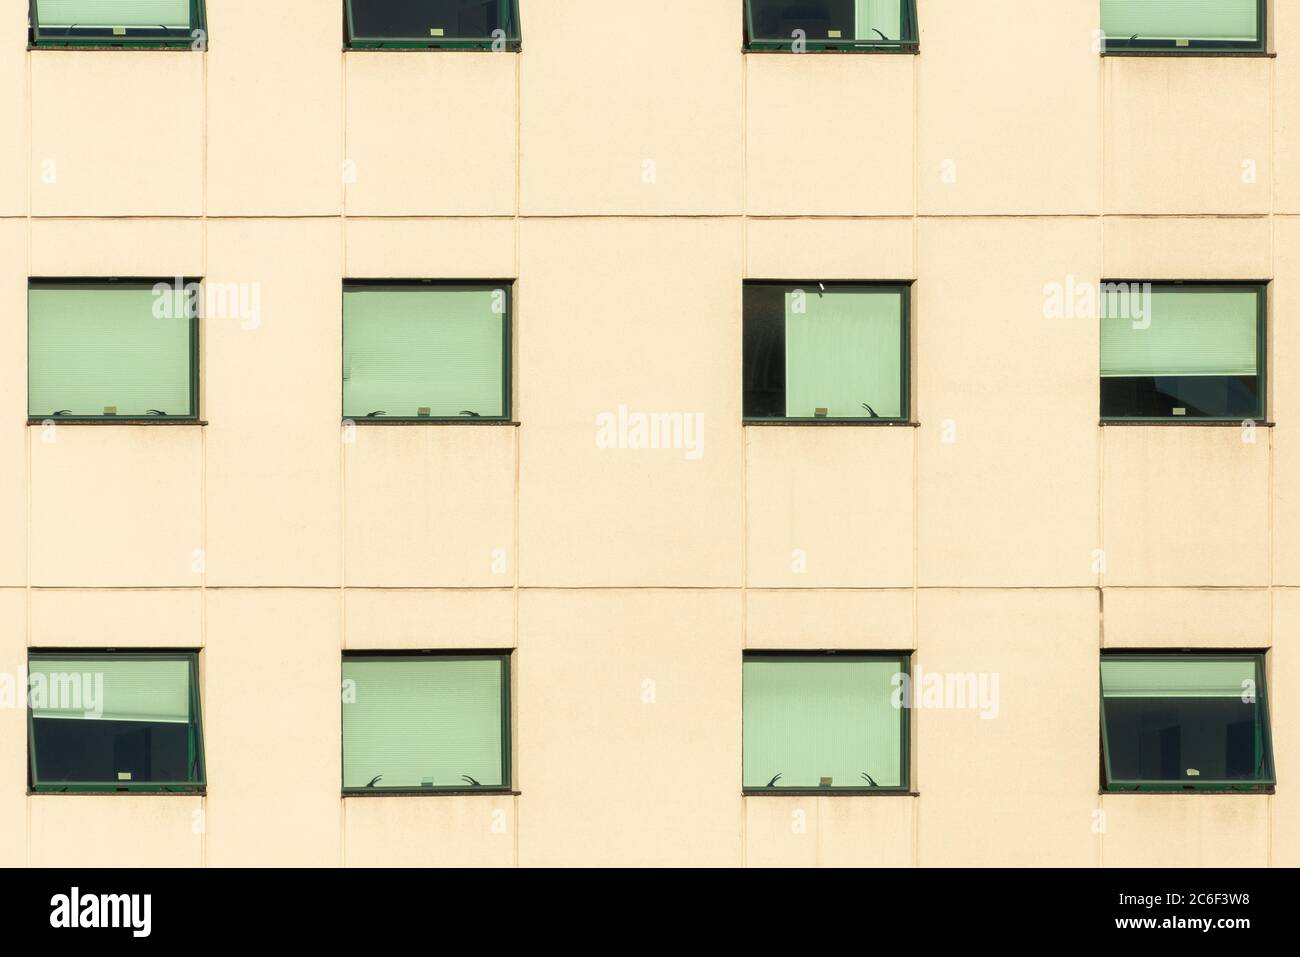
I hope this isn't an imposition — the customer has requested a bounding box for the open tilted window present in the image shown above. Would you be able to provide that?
[743,653,909,792]
[342,654,511,793]
[745,0,918,52]
[1101,654,1275,791]
[744,282,909,422]
[1100,0,1265,53]
[1100,283,1264,421]
[29,0,206,48]
[345,0,521,50]
[28,652,205,792]
[343,282,510,422]
[28,279,199,422]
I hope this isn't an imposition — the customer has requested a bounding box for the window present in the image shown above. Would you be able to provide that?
[1101,654,1275,791]
[743,653,909,792]
[1100,283,1264,421]
[28,652,205,792]
[744,282,908,422]
[745,0,918,51]
[342,653,511,793]
[28,280,199,422]
[345,0,521,50]
[343,282,510,422]
[29,0,206,48]
[1100,0,1265,53]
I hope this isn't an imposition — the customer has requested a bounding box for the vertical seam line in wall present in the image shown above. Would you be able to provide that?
[909,45,919,862]
[512,47,521,866]
[24,36,33,870]
[340,44,349,871]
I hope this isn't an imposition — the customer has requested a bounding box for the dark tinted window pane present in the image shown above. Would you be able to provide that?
[349,0,519,42]
[743,284,786,418]
[33,718,190,784]
[1100,374,1260,419]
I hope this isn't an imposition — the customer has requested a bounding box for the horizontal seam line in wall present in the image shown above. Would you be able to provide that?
[2,213,1288,222]
[5,584,1285,591]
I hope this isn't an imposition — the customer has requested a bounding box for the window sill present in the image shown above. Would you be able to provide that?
[29,43,200,52]
[744,45,919,55]
[743,789,917,797]
[27,418,206,426]
[1099,419,1273,427]
[744,419,919,427]
[1101,50,1273,58]
[29,788,206,796]
[344,418,519,427]
[342,789,518,797]
[345,43,521,53]
[1099,787,1274,795]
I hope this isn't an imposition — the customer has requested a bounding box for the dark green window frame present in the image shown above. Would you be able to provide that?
[1100,652,1276,793]
[744,0,918,53]
[28,278,201,424]
[1100,0,1267,54]
[28,650,206,794]
[1099,281,1266,424]
[743,280,911,424]
[342,279,512,424]
[743,651,911,795]
[29,0,206,49]
[344,0,521,51]
[341,651,512,795]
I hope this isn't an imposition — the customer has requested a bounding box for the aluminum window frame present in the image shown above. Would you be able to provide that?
[1100,0,1267,54]
[341,279,513,425]
[744,0,919,53]
[743,280,912,425]
[28,0,206,50]
[27,649,206,794]
[1099,651,1276,793]
[344,0,522,51]
[742,650,912,795]
[340,650,513,796]
[1098,280,1266,424]
[27,277,201,424]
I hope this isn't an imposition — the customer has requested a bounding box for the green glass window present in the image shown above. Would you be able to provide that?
[744,282,908,421]
[743,653,909,791]
[28,652,205,792]
[745,0,918,51]
[342,654,510,792]
[1101,0,1265,53]
[1101,654,1275,790]
[1100,283,1264,421]
[28,280,198,421]
[346,0,521,50]
[343,283,510,422]
[30,0,206,48]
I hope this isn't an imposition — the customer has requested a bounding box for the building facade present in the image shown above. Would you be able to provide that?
[0,0,1296,866]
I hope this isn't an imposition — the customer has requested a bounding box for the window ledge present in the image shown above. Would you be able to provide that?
[28,788,206,796]
[744,46,919,56]
[744,419,920,427]
[1099,788,1274,796]
[344,418,519,427]
[29,45,200,52]
[743,789,918,797]
[1101,50,1274,58]
[1100,419,1273,427]
[342,789,519,797]
[27,418,206,426]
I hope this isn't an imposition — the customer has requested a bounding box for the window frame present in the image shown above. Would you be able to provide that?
[1099,651,1276,793]
[743,280,912,425]
[28,0,207,50]
[341,279,513,425]
[27,277,201,424]
[344,0,522,51]
[340,650,513,796]
[1100,0,1267,55]
[742,650,912,795]
[744,0,919,53]
[27,649,206,794]
[1099,280,1267,425]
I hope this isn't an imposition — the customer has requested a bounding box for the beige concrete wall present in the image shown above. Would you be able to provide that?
[0,0,1293,866]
